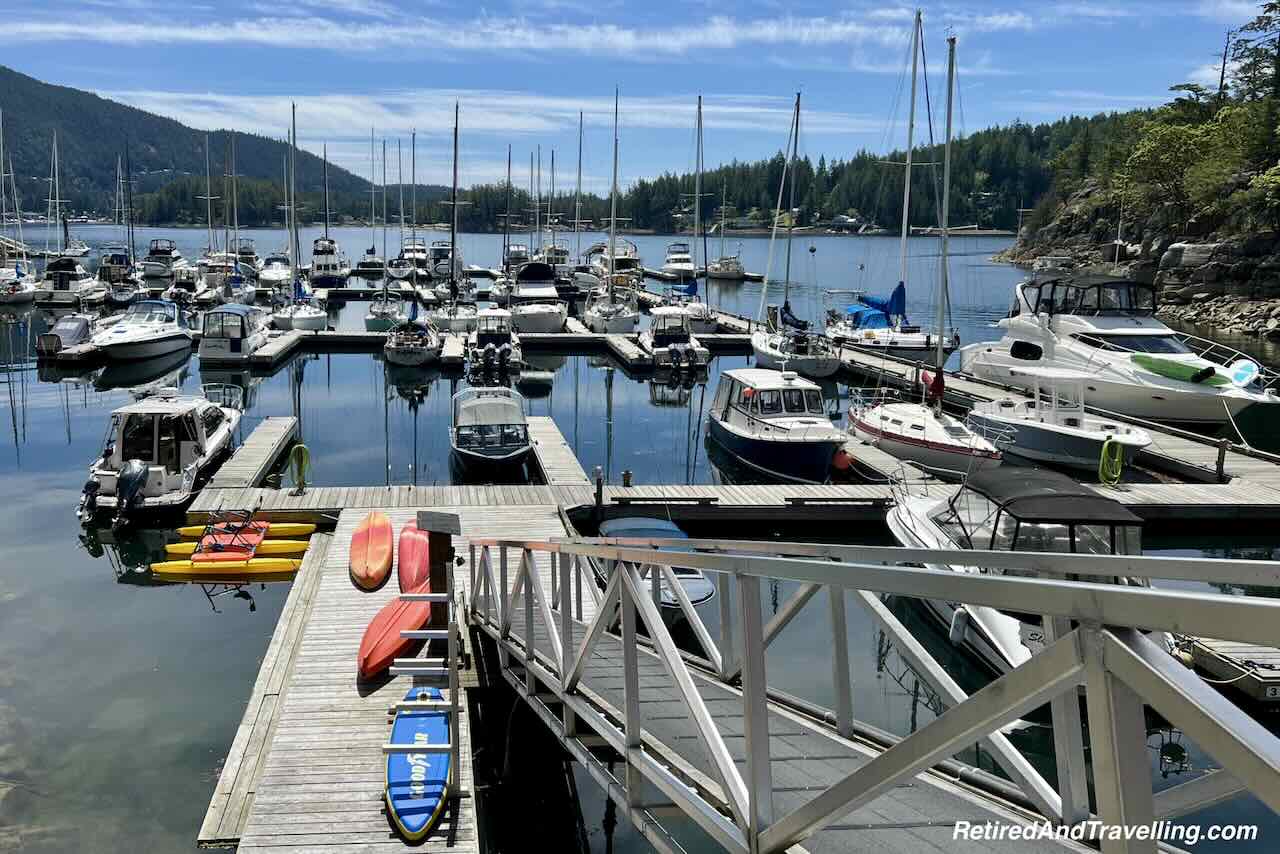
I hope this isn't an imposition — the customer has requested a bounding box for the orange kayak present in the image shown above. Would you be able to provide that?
[398,521,431,593]
[350,511,393,590]
[358,584,432,679]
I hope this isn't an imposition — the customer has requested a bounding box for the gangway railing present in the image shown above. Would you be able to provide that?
[464,534,1280,854]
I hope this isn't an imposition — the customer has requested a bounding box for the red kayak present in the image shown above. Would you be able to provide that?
[358,587,432,679]
[397,521,431,593]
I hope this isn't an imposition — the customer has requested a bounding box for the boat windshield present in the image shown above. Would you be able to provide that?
[120,414,155,462]
[204,312,245,338]
[125,303,177,324]
[933,487,1142,554]
[1071,333,1191,354]
[1041,281,1156,316]
[455,423,528,450]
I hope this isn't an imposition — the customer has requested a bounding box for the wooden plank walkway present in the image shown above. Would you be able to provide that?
[440,333,465,366]
[605,334,650,368]
[1191,638,1280,704]
[527,416,591,486]
[207,417,299,490]
[199,534,331,848]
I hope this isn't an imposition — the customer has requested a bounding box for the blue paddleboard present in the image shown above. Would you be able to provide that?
[386,686,451,840]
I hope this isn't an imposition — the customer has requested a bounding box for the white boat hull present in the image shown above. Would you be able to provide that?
[586,310,639,334]
[100,333,193,361]
[511,305,566,334]
[752,332,840,378]
[850,415,1002,478]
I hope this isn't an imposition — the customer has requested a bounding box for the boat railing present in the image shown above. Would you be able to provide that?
[961,412,1018,447]
[201,383,246,411]
[847,386,899,416]
[1169,330,1280,390]
[464,534,1280,854]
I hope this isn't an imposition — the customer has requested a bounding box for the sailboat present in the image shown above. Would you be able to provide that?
[310,143,351,287]
[846,27,1001,480]
[705,184,745,281]
[0,111,37,303]
[660,96,716,334]
[426,104,478,333]
[35,132,101,305]
[274,106,327,331]
[824,13,957,367]
[384,298,441,367]
[355,128,385,276]
[751,94,840,379]
[584,97,639,334]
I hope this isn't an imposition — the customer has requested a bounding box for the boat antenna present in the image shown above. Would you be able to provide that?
[934,33,956,396]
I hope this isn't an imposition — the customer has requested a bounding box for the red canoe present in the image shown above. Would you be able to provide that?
[397,521,431,593]
[357,588,432,679]
[350,511,394,590]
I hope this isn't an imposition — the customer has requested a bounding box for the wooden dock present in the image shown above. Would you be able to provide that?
[199,533,331,848]
[1190,638,1280,704]
[527,416,591,485]
[440,332,465,367]
[206,417,298,490]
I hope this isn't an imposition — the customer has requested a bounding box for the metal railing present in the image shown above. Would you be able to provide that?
[463,534,1280,854]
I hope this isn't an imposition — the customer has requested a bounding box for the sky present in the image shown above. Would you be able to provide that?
[1,0,1262,193]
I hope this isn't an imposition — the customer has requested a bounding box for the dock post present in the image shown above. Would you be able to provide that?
[1044,610,1089,826]
[1217,438,1229,482]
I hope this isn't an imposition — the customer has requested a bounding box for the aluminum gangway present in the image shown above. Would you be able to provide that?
[465,534,1280,854]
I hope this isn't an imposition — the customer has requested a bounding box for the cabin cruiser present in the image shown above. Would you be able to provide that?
[258,252,293,292]
[36,256,102,305]
[466,308,521,374]
[396,238,429,278]
[639,306,708,370]
[966,366,1152,471]
[199,304,270,363]
[384,317,441,367]
[355,245,385,276]
[232,238,261,276]
[587,239,643,283]
[595,517,716,614]
[90,300,193,361]
[663,284,717,333]
[309,237,350,287]
[450,386,530,475]
[535,240,572,279]
[661,241,696,280]
[583,281,639,333]
[707,368,847,483]
[163,266,213,306]
[140,239,188,278]
[508,262,567,333]
[848,381,1002,480]
[504,242,530,270]
[887,467,1154,675]
[77,387,242,527]
[959,276,1278,425]
[95,244,134,285]
[36,312,96,356]
[387,256,415,280]
[824,285,957,367]
[429,239,462,280]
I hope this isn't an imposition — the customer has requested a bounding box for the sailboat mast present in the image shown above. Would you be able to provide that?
[528,152,535,250]
[232,135,240,253]
[898,10,921,289]
[54,131,62,252]
[694,95,703,280]
[719,181,727,260]
[382,139,388,264]
[450,102,459,284]
[204,136,214,253]
[124,143,135,264]
[503,144,512,269]
[397,139,404,248]
[935,35,956,376]
[782,93,799,304]
[535,145,542,252]
[369,127,376,253]
[283,150,290,256]
[322,142,330,239]
[290,103,299,267]
[574,112,583,260]
[410,131,416,248]
[608,89,619,295]
[549,149,556,248]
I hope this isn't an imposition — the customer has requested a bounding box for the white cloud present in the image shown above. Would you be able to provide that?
[1187,59,1237,89]
[1195,0,1259,22]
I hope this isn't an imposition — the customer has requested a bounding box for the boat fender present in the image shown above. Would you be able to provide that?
[948,606,971,646]
[1190,365,1217,384]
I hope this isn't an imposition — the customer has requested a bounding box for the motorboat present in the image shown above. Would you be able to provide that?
[661,241,696,280]
[105,280,143,308]
[707,368,848,484]
[504,242,530,270]
[140,239,188,278]
[387,256,416,280]
[450,386,531,475]
[427,301,478,334]
[355,245,385,276]
[639,305,708,370]
[583,280,639,333]
[77,386,242,526]
[824,284,958,367]
[399,237,430,277]
[258,252,293,291]
[365,290,406,332]
[163,266,213,307]
[309,237,350,287]
[466,308,521,374]
[958,275,1279,425]
[90,299,193,361]
[36,256,102,305]
[384,316,441,367]
[199,303,271,363]
[95,244,135,286]
[848,381,1002,479]
[664,284,717,333]
[36,312,96,356]
[587,239,643,283]
[232,237,261,276]
[595,517,715,612]
[508,262,566,333]
[535,240,572,279]
[429,239,462,280]
[966,366,1152,471]
[886,466,1152,675]
[94,347,190,394]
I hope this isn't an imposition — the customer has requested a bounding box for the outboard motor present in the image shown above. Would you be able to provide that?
[77,480,100,521]
[669,346,684,370]
[482,342,497,369]
[112,459,149,530]
[498,343,512,370]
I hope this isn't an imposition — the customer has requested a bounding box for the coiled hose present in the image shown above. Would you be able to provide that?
[289,443,311,495]
[1098,437,1125,486]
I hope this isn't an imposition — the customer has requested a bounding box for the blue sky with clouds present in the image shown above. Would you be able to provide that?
[1,1,1260,191]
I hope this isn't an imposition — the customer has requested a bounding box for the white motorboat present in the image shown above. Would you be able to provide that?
[355,246,385,276]
[959,275,1279,425]
[140,238,188,278]
[509,262,566,333]
[36,256,102,305]
[77,386,242,525]
[661,241,696,280]
[90,299,193,361]
[258,252,293,290]
[399,237,429,278]
[36,312,96,356]
[95,244,135,287]
[583,280,639,333]
[587,239,643,283]
[309,237,350,287]
[707,368,848,483]
[504,242,530,270]
[232,237,261,277]
[429,239,462,280]
[199,303,270,363]
[450,386,531,475]
[466,308,522,374]
[384,317,441,367]
[665,289,716,334]
[535,240,572,279]
[595,517,716,611]
[887,466,1152,675]
[639,305,708,370]
[966,366,1152,471]
[387,257,416,280]
[752,326,841,378]
[163,266,213,306]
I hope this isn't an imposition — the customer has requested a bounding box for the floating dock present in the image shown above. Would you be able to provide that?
[527,415,591,486]
[1190,638,1280,704]
[206,417,298,491]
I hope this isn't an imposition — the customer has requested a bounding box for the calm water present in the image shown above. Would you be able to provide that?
[0,225,1274,851]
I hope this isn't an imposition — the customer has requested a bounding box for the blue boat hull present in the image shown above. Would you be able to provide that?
[386,686,450,841]
[706,418,840,484]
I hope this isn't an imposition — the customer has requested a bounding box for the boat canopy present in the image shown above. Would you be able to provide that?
[516,261,556,283]
[149,238,176,252]
[1024,276,1156,317]
[852,282,906,324]
[963,467,1141,525]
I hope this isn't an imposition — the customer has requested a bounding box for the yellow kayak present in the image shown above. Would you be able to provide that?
[149,558,303,576]
[177,522,316,539]
[165,540,311,557]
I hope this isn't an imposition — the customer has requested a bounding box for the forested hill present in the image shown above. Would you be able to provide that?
[0,65,370,214]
